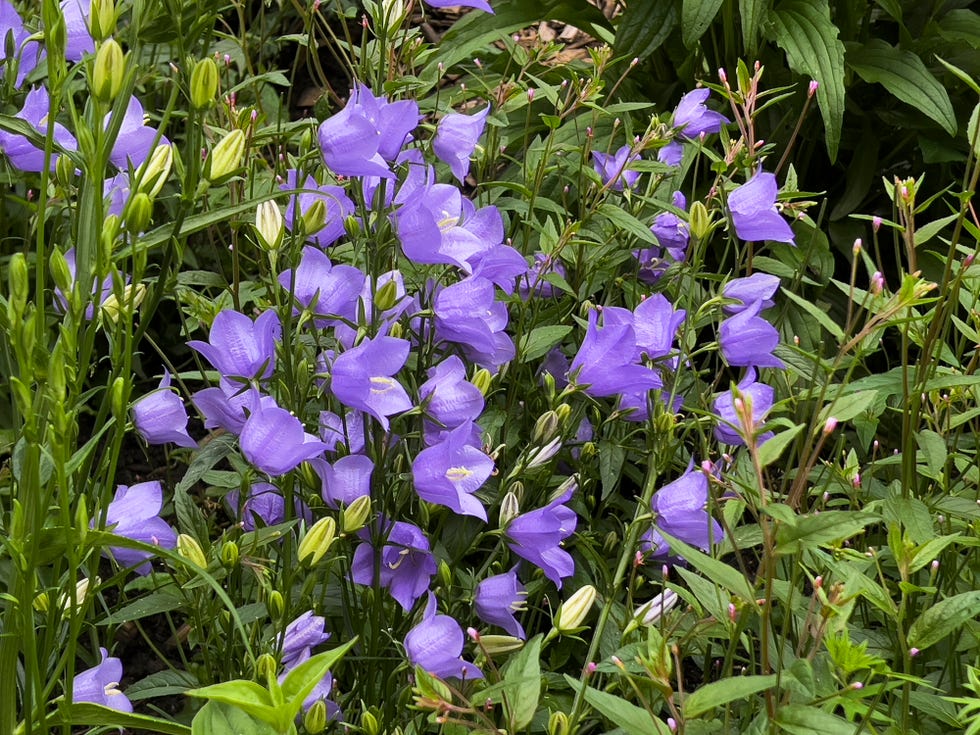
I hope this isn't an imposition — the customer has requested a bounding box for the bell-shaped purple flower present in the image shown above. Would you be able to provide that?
[657,141,683,167]
[317,453,374,508]
[505,483,577,588]
[226,482,285,530]
[319,409,366,454]
[728,172,795,244]
[642,462,724,559]
[468,242,528,294]
[106,96,168,170]
[72,648,132,712]
[474,567,526,639]
[434,277,514,369]
[61,0,95,61]
[723,273,781,314]
[280,611,331,669]
[633,294,685,363]
[132,371,196,448]
[330,336,413,431]
[240,404,328,476]
[282,170,355,248]
[278,246,363,328]
[713,369,775,446]
[592,145,640,191]
[351,519,436,611]
[433,104,490,183]
[95,481,178,575]
[412,422,491,521]
[719,301,784,369]
[188,309,280,383]
[569,309,661,397]
[650,192,690,261]
[405,594,483,680]
[192,384,273,436]
[0,86,77,172]
[104,172,131,219]
[424,0,493,11]
[0,1,45,86]
[671,89,728,140]
[419,356,484,443]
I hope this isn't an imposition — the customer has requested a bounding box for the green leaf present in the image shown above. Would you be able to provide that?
[280,640,356,719]
[908,591,980,651]
[125,669,198,701]
[968,103,980,161]
[501,634,542,730]
[657,531,757,605]
[774,511,876,554]
[519,326,572,363]
[52,703,191,735]
[767,0,846,160]
[187,680,276,724]
[915,429,948,479]
[191,701,279,735]
[738,0,769,54]
[913,212,960,248]
[818,389,879,424]
[775,703,858,734]
[682,0,724,48]
[683,674,779,717]
[848,40,957,136]
[614,1,678,59]
[98,588,183,624]
[597,203,657,244]
[780,288,843,341]
[755,423,803,467]
[564,677,672,735]
[935,56,980,97]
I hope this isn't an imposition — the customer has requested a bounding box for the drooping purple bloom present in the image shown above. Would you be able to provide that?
[723,273,781,314]
[318,84,419,178]
[505,483,577,588]
[61,0,95,61]
[728,172,795,244]
[657,141,683,167]
[418,356,484,444]
[0,1,45,86]
[650,192,690,261]
[0,86,77,171]
[474,567,526,639]
[592,145,640,191]
[281,170,355,248]
[53,249,127,320]
[106,96,168,170]
[187,309,281,383]
[468,243,528,295]
[433,104,490,183]
[424,0,493,11]
[280,611,331,669]
[329,336,412,431]
[719,301,784,369]
[569,309,661,398]
[226,482,285,530]
[240,404,328,476]
[412,422,491,521]
[539,347,570,390]
[434,277,514,369]
[642,462,724,558]
[72,648,133,712]
[95,481,178,575]
[713,369,774,446]
[351,519,436,611]
[278,246,363,327]
[671,89,728,140]
[405,594,483,680]
[317,453,374,508]
[132,370,196,448]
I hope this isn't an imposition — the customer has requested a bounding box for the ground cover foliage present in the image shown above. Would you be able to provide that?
[1,0,980,733]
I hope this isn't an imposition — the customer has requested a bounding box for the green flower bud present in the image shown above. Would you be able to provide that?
[33,591,50,613]
[7,252,28,321]
[341,495,371,534]
[343,214,361,239]
[297,516,337,567]
[138,144,172,197]
[220,541,239,568]
[301,198,327,237]
[189,57,219,110]
[688,200,711,241]
[176,533,207,569]
[55,150,76,188]
[361,711,380,735]
[125,192,152,235]
[532,410,560,444]
[388,321,404,339]
[499,491,520,528]
[471,368,493,396]
[437,559,452,592]
[100,283,145,324]
[110,376,128,424]
[75,495,88,546]
[554,584,597,633]
[254,200,283,251]
[480,634,525,656]
[304,700,328,735]
[92,39,124,102]
[255,652,278,687]
[374,278,399,312]
[266,590,285,621]
[49,250,72,302]
[554,403,572,425]
[89,0,115,40]
[47,339,67,403]
[548,711,569,735]
[41,0,66,64]
[206,129,246,183]
[579,441,596,462]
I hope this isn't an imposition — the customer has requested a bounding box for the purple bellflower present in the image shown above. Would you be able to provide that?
[418,356,485,444]
[187,309,280,384]
[519,252,567,299]
[649,192,690,262]
[317,453,374,508]
[226,482,285,530]
[104,172,131,219]
[412,422,491,521]
[505,483,577,588]
[0,1,45,86]
[96,481,177,575]
[405,594,483,680]
[424,0,493,11]
[0,86,77,171]
[671,89,728,140]
[714,369,775,446]
[728,172,796,244]
[61,0,95,61]
[569,309,661,398]
[240,404,328,476]
[719,301,784,369]
[72,648,133,712]
[474,567,526,639]
[434,277,515,369]
[433,104,490,183]
[642,462,724,559]
[351,519,437,611]
[192,384,274,436]
[280,611,331,669]
[282,169,355,248]
[657,141,683,167]
[278,246,363,328]
[106,96,168,170]
[468,242,529,294]
[329,336,413,431]
[53,248,127,321]
[592,145,640,191]
[723,273,781,313]
[132,370,196,448]
[633,294,686,363]
[319,409,366,455]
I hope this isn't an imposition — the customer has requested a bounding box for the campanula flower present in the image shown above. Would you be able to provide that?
[280,611,331,669]
[106,96,168,169]
[278,246,363,328]
[95,481,177,575]
[719,301,784,369]
[412,422,491,521]
[0,86,77,171]
[505,482,577,588]
[192,384,274,435]
[642,462,724,558]
[713,369,775,446]
[317,453,374,508]
[592,145,640,191]
[722,273,781,313]
[474,567,526,639]
[468,243,528,294]
[319,409,366,454]
[187,309,281,383]
[569,309,661,398]
[72,648,132,712]
[329,336,413,431]
[418,356,485,444]
[226,482,284,530]
[351,519,436,611]
[282,169,355,248]
[424,0,493,11]
[0,1,45,86]
[104,172,131,219]
[433,104,490,182]
[54,249,127,320]
[519,252,566,298]
[670,89,728,140]
[434,277,514,369]
[728,172,795,244]
[650,192,690,261]
[633,294,685,363]
[405,594,482,680]
[240,404,328,476]
[61,0,95,61]
[132,370,197,448]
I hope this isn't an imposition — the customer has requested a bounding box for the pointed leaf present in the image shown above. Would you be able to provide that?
[564,677,672,735]
[682,0,725,47]
[52,703,191,735]
[908,591,980,651]
[501,634,542,730]
[280,639,357,714]
[191,701,278,735]
[684,674,779,717]
[186,680,276,723]
[615,1,678,59]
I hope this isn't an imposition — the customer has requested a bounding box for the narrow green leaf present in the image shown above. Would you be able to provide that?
[682,0,725,48]
[915,429,948,479]
[776,704,857,734]
[657,531,757,605]
[519,326,571,363]
[190,701,278,735]
[564,677,672,735]
[281,639,357,717]
[98,588,183,624]
[614,1,678,59]
[502,634,542,730]
[738,0,769,54]
[598,203,657,244]
[908,591,980,651]
[775,511,876,554]
[52,703,191,735]
[935,56,980,96]
[848,40,957,135]
[684,674,779,717]
[818,389,879,424]
[187,680,277,724]
[780,288,843,341]
[756,423,804,467]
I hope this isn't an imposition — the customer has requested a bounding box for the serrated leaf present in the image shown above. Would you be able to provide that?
[190,700,278,735]
[848,40,956,136]
[684,674,779,717]
[915,429,948,479]
[908,591,980,651]
[774,511,876,554]
[682,0,724,48]
[519,326,571,362]
[614,1,678,59]
[767,0,845,160]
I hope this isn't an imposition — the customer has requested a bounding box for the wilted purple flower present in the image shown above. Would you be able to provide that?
[61,0,95,61]
[280,611,331,669]
[282,170,355,248]
[728,172,795,244]
[650,192,689,261]
[330,336,412,431]
[0,86,77,171]
[519,252,566,298]
[0,1,45,86]
[505,482,577,588]
[278,246,363,327]
[670,89,728,140]
[539,347,570,390]
[474,567,526,639]
[132,371,196,448]
[713,369,774,446]
[412,422,491,521]
[240,404,328,476]
[106,97,168,170]
[351,519,436,611]
[642,462,724,558]
[569,309,660,398]
[95,481,177,575]
[719,301,784,369]
[405,594,482,679]
[433,104,490,183]
[53,249,128,321]
[318,84,419,178]
[722,273,781,313]
[419,356,484,443]
[317,453,373,508]
[226,482,284,530]
[434,277,515,369]
[187,309,280,383]
[592,145,640,191]
[72,648,132,712]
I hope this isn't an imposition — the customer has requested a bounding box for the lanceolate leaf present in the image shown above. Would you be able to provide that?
[908,591,980,651]
[848,40,957,136]
[682,0,725,48]
[767,0,846,161]
[684,674,779,717]
[615,1,678,60]
[739,0,770,54]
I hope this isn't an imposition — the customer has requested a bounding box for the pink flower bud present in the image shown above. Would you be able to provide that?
[814,576,823,589]
[585,661,597,675]
[823,417,838,434]
[850,681,864,690]
[808,80,819,97]
[527,88,535,101]
[853,238,862,255]
[870,271,885,295]
[909,648,920,657]
[718,68,727,83]
[872,215,882,232]
[467,627,480,642]
[728,603,737,621]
